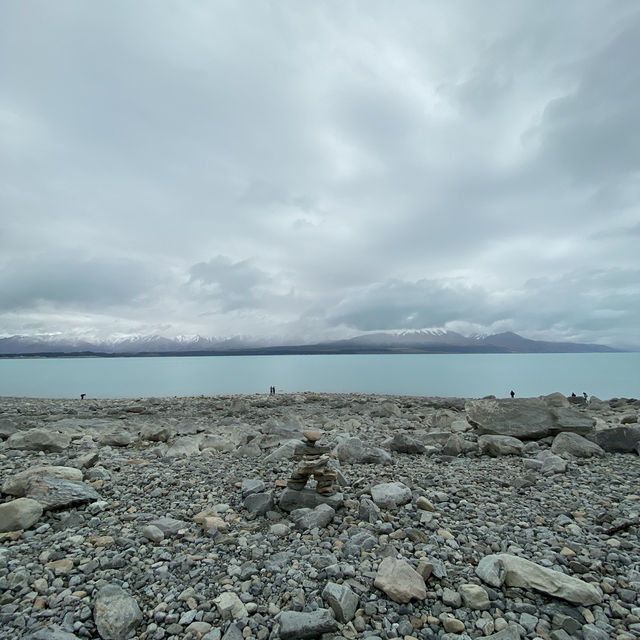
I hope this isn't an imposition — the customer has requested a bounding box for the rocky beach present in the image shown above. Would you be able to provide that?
[1,391,639,640]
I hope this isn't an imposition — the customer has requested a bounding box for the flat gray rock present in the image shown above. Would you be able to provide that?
[28,626,82,640]
[592,425,640,452]
[98,431,134,447]
[335,437,391,464]
[279,609,338,639]
[241,478,266,497]
[25,477,101,510]
[388,431,425,454]
[466,398,594,440]
[279,488,343,512]
[4,428,70,452]
[478,435,524,456]
[291,503,335,530]
[149,516,189,535]
[475,553,602,605]
[551,431,605,457]
[2,466,83,497]
[164,435,202,457]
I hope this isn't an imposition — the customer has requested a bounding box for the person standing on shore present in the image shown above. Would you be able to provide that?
[510,390,515,398]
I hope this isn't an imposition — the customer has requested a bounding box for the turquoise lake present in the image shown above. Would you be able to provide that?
[0,353,637,400]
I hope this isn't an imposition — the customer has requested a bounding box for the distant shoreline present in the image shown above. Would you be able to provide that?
[0,346,625,359]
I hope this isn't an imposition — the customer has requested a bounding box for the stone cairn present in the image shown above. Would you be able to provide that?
[287,430,337,496]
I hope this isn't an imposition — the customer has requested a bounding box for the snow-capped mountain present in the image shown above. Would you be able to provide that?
[0,329,619,355]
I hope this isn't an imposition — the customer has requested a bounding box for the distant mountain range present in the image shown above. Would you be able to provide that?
[0,330,620,357]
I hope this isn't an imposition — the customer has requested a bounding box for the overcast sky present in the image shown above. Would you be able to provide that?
[1,1,639,348]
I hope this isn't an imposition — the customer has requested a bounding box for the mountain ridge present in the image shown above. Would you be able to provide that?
[0,330,621,356]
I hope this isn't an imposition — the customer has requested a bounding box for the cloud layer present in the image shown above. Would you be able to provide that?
[1,1,639,348]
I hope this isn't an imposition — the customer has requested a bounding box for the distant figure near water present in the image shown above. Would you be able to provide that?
[510,390,515,399]
[80,393,86,400]
[269,386,276,395]
[583,392,588,400]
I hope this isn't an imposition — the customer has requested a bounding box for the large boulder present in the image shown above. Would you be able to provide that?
[139,424,172,442]
[0,419,18,440]
[98,431,134,447]
[374,557,427,603]
[200,434,235,452]
[536,451,568,474]
[2,466,83,497]
[591,426,640,453]
[4,429,71,452]
[466,398,594,440]
[551,432,605,458]
[0,497,43,532]
[263,439,303,463]
[25,477,101,510]
[475,553,602,605]
[387,432,425,454]
[370,402,401,418]
[478,435,524,456]
[442,434,477,456]
[164,436,201,458]
[335,437,391,465]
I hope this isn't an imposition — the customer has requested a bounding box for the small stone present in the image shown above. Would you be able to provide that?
[141,524,165,542]
[215,592,248,620]
[416,496,435,511]
[322,581,359,622]
[442,617,465,633]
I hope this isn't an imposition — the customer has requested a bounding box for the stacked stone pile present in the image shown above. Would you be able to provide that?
[0,392,638,640]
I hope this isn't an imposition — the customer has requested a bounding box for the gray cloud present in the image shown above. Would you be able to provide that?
[188,256,274,311]
[0,255,156,312]
[0,1,638,348]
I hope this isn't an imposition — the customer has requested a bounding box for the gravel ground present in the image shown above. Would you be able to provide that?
[0,392,639,640]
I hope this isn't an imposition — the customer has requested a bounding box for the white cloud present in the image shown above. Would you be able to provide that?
[0,1,638,348]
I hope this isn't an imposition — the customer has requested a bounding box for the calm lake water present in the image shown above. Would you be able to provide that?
[0,353,637,400]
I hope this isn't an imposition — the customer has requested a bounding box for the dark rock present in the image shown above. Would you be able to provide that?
[279,488,343,512]
[591,425,640,453]
[388,432,425,454]
[291,504,335,530]
[244,492,274,515]
[25,477,101,510]
[358,497,381,523]
[279,609,338,639]
[93,584,143,640]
